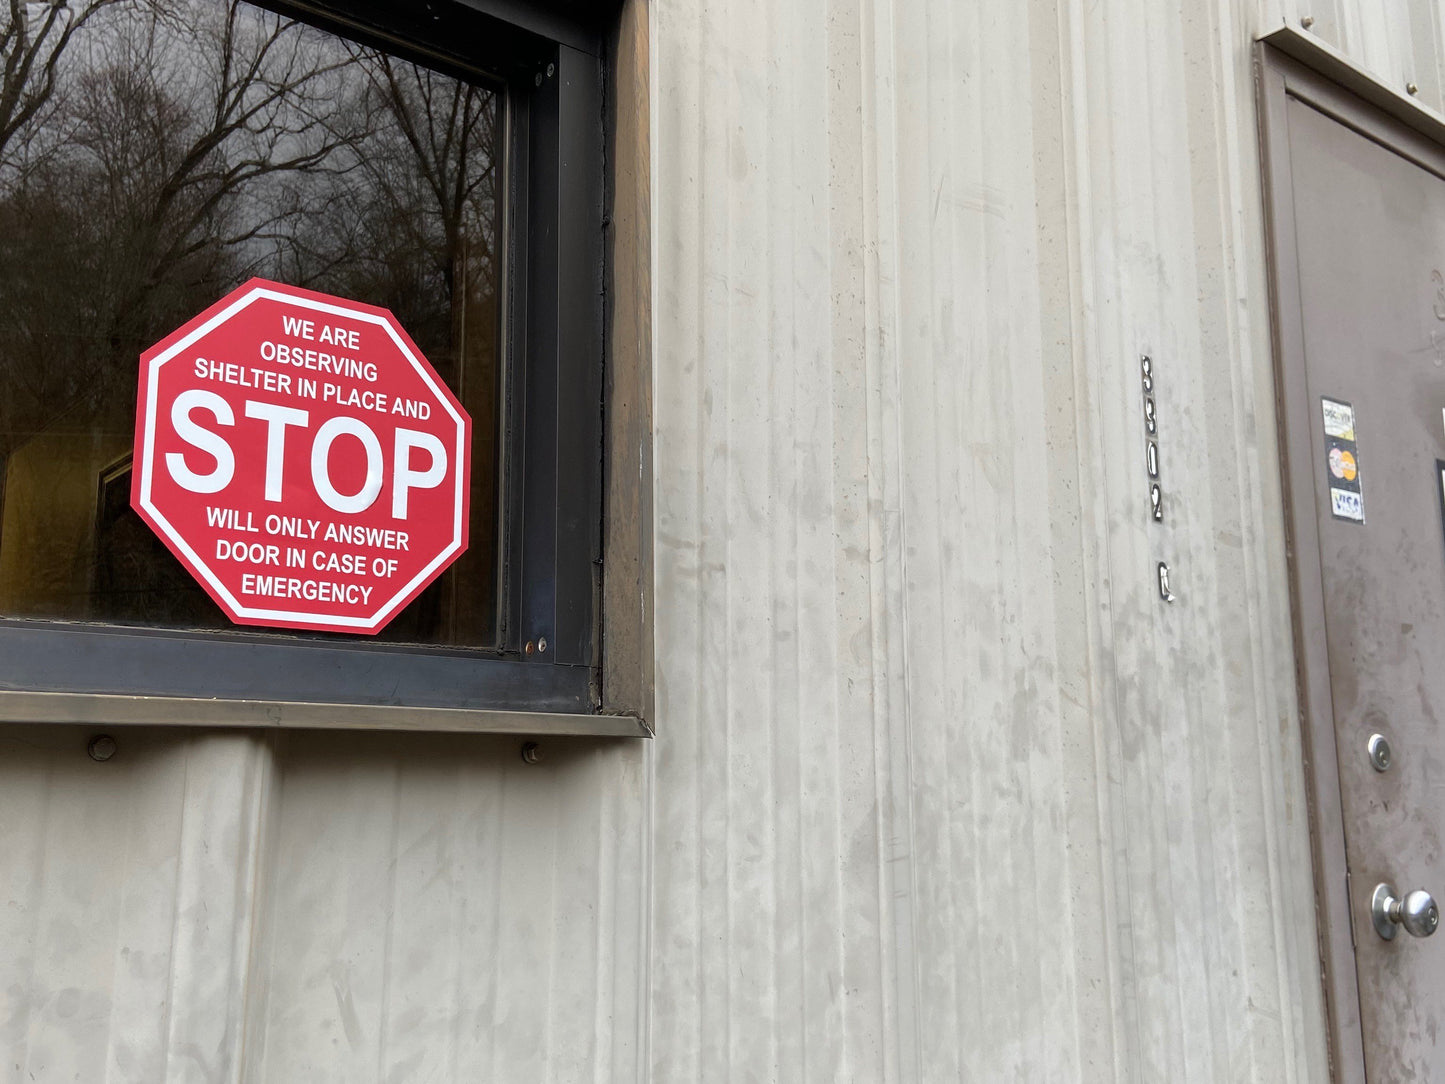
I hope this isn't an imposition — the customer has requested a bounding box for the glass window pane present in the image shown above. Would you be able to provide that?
[0,0,501,647]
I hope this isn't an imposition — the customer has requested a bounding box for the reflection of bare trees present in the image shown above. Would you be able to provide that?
[0,0,498,447]
[0,0,126,168]
[0,0,501,638]
[0,0,358,453]
[371,56,497,299]
[280,47,499,393]
[83,2,355,337]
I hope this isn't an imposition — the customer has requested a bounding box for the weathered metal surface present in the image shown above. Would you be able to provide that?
[10,0,1445,1080]
[1270,80,1445,1080]
[238,731,647,1082]
[645,0,1332,1077]
[602,0,655,724]
[0,726,648,1082]
[0,728,273,1082]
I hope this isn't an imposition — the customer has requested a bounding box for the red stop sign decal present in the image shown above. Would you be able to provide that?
[131,278,471,635]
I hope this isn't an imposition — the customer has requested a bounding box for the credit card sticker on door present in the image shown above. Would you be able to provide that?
[1322,397,1364,523]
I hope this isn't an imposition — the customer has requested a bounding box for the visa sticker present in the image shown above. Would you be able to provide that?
[1331,488,1364,521]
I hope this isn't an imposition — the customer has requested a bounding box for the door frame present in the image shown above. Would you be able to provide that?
[1257,29,1445,1083]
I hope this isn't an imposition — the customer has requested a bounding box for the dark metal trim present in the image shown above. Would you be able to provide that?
[450,0,613,56]
[551,44,606,668]
[0,623,591,712]
[512,42,606,673]
[261,0,563,82]
[518,55,562,655]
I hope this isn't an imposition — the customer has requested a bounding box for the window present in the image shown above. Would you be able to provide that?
[0,0,640,727]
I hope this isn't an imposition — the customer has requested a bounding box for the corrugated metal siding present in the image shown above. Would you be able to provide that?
[0,729,647,1082]
[646,0,1336,1078]
[0,729,271,1083]
[237,732,647,1083]
[6,1,1445,1081]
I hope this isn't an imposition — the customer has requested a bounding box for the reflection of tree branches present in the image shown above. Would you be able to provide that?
[93,2,357,336]
[0,0,361,459]
[0,0,502,479]
[370,56,495,277]
[347,48,497,299]
[0,0,128,171]
[261,44,500,404]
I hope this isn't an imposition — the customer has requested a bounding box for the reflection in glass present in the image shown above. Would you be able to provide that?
[0,0,501,646]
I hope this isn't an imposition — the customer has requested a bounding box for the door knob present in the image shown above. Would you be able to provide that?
[1371,883,1440,940]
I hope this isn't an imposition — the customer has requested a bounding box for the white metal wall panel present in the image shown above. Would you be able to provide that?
[0,729,647,1083]
[7,2,1445,1082]
[0,728,271,1083]
[237,732,647,1083]
[645,0,1354,1079]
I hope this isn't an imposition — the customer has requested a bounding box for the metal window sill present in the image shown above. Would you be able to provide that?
[0,691,650,736]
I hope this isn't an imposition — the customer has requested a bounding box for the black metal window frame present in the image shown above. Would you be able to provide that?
[0,0,610,720]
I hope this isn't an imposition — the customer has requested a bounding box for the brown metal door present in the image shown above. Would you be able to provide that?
[1262,49,1445,1082]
